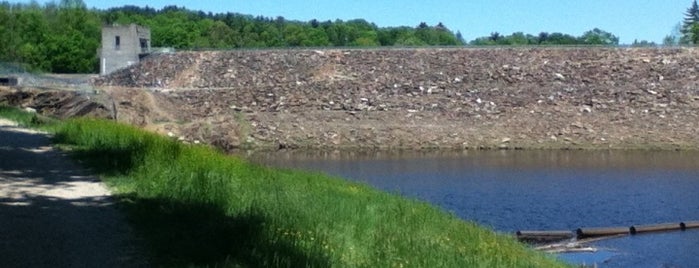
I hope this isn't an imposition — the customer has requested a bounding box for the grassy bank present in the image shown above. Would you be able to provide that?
[1,107,566,267]
[0,106,57,128]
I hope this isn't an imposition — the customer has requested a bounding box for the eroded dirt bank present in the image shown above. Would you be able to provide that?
[5,47,699,150]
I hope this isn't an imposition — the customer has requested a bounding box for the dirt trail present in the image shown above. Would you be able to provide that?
[0,119,147,267]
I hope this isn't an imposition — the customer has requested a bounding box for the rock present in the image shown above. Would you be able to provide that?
[76,48,699,150]
[571,122,585,129]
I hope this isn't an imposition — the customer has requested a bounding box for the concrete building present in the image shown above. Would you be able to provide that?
[99,24,151,75]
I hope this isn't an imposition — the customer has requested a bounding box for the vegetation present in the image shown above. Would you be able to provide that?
[1,0,632,74]
[0,0,461,73]
[0,106,57,128]
[0,0,100,73]
[55,118,568,267]
[14,0,697,71]
[0,105,566,267]
[682,0,699,44]
[469,28,619,46]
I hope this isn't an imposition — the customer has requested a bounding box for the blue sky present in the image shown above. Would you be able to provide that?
[35,0,694,44]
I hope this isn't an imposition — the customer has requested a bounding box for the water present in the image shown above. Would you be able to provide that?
[250,150,699,267]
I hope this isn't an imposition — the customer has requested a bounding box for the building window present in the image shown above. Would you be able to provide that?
[140,38,148,53]
[115,36,121,50]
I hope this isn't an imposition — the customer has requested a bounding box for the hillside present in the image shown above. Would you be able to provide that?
[10,47,699,150]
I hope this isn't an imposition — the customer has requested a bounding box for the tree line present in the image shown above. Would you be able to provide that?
[1,1,464,73]
[6,0,699,73]
[0,0,100,73]
[469,28,620,46]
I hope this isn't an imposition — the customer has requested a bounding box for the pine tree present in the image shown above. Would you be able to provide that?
[681,0,699,43]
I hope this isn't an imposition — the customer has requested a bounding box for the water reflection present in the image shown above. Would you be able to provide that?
[249,150,699,267]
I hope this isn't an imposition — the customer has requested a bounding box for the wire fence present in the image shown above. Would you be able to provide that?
[0,62,100,101]
[177,43,699,53]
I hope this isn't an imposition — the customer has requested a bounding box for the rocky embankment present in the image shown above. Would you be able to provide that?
[12,48,699,150]
[0,87,111,119]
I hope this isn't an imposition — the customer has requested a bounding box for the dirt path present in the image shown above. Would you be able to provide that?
[0,119,148,267]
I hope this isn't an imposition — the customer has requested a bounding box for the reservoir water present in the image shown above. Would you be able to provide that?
[250,150,699,267]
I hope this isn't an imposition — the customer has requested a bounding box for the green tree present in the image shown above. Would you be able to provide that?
[351,30,380,46]
[544,32,579,45]
[1,3,466,72]
[282,24,307,46]
[682,0,699,43]
[15,6,50,70]
[631,39,657,47]
[305,27,330,46]
[506,32,529,45]
[579,28,619,45]
[256,24,281,47]
[205,20,234,48]
[45,0,100,72]
[690,23,699,44]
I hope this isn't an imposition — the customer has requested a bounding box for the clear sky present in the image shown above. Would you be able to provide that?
[35,0,694,44]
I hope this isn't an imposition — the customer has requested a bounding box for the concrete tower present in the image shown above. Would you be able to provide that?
[99,24,151,75]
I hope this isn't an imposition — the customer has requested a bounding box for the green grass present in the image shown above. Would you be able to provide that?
[1,106,567,267]
[0,105,58,129]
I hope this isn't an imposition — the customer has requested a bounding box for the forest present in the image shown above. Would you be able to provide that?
[2,0,698,73]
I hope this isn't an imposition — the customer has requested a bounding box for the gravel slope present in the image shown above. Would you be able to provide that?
[0,119,147,267]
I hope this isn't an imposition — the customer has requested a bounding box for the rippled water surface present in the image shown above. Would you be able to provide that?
[250,150,699,267]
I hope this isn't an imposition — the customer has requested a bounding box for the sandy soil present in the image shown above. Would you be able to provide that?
[0,119,147,267]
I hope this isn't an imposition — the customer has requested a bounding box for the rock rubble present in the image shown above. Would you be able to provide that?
[69,48,699,149]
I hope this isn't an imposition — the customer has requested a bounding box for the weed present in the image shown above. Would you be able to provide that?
[0,105,58,129]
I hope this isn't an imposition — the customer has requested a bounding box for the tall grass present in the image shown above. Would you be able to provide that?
[48,117,566,267]
[0,105,57,129]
